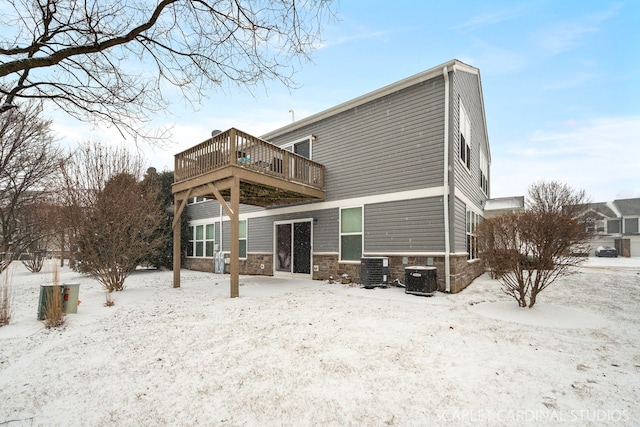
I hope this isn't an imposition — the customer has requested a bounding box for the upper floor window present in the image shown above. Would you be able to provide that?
[624,217,639,234]
[283,136,313,159]
[459,102,471,170]
[479,150,489,194]
[607,219,620,234]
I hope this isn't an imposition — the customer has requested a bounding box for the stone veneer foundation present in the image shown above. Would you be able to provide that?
[182,252,484,293]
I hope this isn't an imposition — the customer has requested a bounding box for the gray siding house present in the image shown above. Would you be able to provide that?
[178,59,491,293]
[585,198,640,257]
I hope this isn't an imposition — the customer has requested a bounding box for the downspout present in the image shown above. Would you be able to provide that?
[442,66,451,293]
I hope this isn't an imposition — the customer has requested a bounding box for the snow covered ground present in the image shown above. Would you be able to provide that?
[1,257,639,426]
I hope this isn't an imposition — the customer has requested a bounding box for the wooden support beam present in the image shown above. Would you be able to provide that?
[230,176,240,298]
[172,188,192,230]
[207,183,234,218]
[172,188,192,288]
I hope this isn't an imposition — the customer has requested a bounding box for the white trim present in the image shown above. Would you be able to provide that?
[188,218,214,225]
[273,218,314,278]
[281,135,314,157]
[443,66,451,293]
[185,221,216,258]
[458,99,472,172]
[262,59,479,140]
[365,252,447,257]
[623,217,639,234]
[455,190,484,216]
[607,201,622,218]
[238,219,248,260]
[232,186,445,221]
[339,205,364,262]
[187,196,209,205]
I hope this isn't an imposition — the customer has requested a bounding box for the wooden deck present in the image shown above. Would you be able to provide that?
[171,128,325,297]
[173,128,325,207]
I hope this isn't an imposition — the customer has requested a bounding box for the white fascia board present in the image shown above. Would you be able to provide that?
[261,59,477,141]
[219,186,446,222]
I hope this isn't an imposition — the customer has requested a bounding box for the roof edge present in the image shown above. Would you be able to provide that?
[261,59,478,140]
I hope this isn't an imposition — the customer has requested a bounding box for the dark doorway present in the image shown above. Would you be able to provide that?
[275,220,312,275]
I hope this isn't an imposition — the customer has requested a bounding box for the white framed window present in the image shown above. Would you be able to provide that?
[479,150,489,194]
[624,217,639,234]
[282,135,313,159]
[607,219,620,234]
[239,219,247,259]
[340,206,363,262]
[187,222,215,257]
[466,207,481,260]
[459,101,471,170]
[204,224,215,256]
[187,196,208,205]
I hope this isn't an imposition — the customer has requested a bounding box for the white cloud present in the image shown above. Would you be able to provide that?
[536,23,599,55]
[316,29,391,50]
[461,39,529,75]
[534,3,623,55]
[492,115,640,201]
[450,8,523,31]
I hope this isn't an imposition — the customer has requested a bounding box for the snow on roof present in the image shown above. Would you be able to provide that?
[484,196,525,211]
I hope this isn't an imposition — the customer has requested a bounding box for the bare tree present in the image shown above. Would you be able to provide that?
[74,172,163,292]
[59,139,146,208]
[527,180,589,217]
[0,101,63,272]
[58,139,147,270]
[0,0,336,140]
[61,141,163,292]
[477,181,591,308]
[20,201,53,272]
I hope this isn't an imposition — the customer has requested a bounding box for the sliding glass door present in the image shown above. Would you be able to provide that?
[275,220,311,275]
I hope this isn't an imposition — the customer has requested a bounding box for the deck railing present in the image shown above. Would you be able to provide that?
[174,128,324,190]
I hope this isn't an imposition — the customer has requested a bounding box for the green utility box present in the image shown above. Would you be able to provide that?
[62,283,80,314]
[37,284,64,321]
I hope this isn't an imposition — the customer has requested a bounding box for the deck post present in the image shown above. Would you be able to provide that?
[172,193,181,288]
[230,175,240,298]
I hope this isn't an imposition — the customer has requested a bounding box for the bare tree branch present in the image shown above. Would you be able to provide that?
[0,100,64,271]
[0,0,336,142]
[477,181,592,308]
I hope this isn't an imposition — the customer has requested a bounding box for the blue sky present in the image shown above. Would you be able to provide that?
[49,0,639,202]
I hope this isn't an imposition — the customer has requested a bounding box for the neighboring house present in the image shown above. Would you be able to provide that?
[584,198,640,256]
[173,59,494,293]
[483,196,525,219]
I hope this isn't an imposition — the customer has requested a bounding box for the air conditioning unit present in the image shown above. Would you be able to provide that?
[360,257,389,289]
[405,266,438,296]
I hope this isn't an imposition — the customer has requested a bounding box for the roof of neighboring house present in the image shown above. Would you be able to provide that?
[588,202,617,218]
[614,198,640,216]
[484,196,525,212]
[587,198,640,218]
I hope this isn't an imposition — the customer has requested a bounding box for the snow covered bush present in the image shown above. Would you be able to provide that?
[74,173,163,292]
[477,181,591,308]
